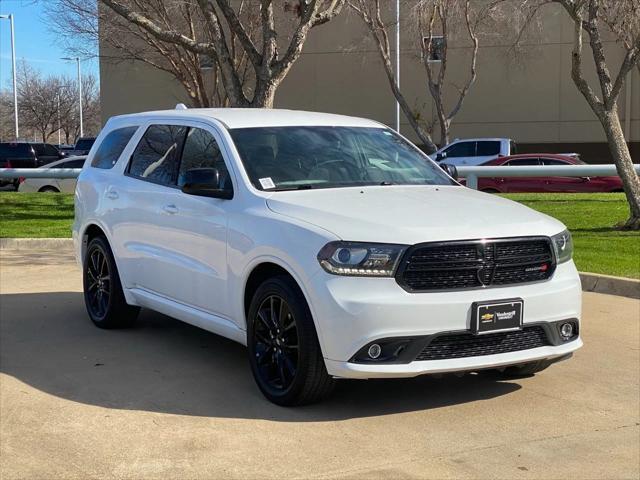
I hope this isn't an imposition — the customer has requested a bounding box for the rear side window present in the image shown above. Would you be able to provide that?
[0,143,31,156]
[445,141,475,158]
[541,158,569,166]
[476,141,500,156]
[91,127,138,169]
[127,125,187,185]
[177,128,229,187]
[506,158,540,166]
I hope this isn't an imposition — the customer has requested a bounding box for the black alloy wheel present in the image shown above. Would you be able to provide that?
[83,236,139,328]
[253,294,300,391]
[247,275,335,406]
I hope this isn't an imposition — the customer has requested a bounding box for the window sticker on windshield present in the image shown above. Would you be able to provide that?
[259,177,276,189]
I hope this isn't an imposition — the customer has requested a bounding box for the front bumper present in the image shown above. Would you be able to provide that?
[307,260,582,379]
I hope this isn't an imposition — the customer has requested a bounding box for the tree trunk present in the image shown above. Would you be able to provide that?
[599,108,640,229]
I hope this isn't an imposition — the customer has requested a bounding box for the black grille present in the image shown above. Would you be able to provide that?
[415,326,550,361]
[397,238,554,291]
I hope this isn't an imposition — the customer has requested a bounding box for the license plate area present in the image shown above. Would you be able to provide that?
[471,298,523,335]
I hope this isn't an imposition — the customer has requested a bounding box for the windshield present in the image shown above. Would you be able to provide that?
[229,126,455,191]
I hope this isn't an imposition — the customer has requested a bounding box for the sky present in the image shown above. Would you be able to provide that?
[0,0,99,90]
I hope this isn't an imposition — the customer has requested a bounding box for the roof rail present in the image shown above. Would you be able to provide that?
[175,103,188,110]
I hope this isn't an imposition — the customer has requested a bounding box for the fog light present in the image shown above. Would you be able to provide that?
[560,322,574,339]
[367,344,382,359]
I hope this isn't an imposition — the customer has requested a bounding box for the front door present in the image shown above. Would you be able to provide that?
[123,123,232,320]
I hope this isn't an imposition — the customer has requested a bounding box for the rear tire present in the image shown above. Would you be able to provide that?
[39,186,60,193]
[498,359,553,378]
[247,275,335,406]
[83,236,139,329]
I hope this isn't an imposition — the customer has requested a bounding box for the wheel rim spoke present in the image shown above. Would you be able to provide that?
[85,247,110,319]
[253,294,299,392]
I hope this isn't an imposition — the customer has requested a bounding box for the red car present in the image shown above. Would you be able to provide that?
[470,154,623,193]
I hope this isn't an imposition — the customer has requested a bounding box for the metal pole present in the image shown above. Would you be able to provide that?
[77,58,83,138]
[2,14,20,139]
[395,0,400,133]
[57,93,61,145]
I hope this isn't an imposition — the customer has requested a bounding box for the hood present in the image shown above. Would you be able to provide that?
[266,185,565,244]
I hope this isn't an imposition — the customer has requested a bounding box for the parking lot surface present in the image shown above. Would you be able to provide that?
[1,249,638,479]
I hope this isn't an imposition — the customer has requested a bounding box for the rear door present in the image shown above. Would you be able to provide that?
[474,141,502,165]
[57,158,86,193]
[441,141,476,166]
[501,158,544,192]
[539,158,590,192]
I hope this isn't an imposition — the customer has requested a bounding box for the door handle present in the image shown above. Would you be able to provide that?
[162,204,178,215]
[106,190,119,200]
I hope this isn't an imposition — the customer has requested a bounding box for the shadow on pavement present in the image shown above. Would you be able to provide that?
[0,292,521,421]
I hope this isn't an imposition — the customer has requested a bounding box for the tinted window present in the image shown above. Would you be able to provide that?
[0,143,31,156]
[44,144,60,156]
[178,128,230,188]
[128,125,187,185]
[506,158,540,166]
[230,126,454,191]
[541,158,570,166]
[75,138,95,150]
[445,141,475,158]
[32,144,46,156]
[91,126,138,169]
[476,141,500,156]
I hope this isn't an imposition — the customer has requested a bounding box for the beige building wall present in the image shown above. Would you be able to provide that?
[100,4,639,161]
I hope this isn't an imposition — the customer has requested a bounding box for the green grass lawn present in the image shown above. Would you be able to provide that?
[504,193,639,279]
[0,193,75,238]
[1,192,638,278]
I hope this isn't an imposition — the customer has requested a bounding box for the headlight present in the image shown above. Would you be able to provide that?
[317,241,407,277]
[551,229,573,263]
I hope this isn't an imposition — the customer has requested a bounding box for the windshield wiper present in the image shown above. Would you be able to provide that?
[272,184,315,191]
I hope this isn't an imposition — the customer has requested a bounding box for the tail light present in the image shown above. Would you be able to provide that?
[18,177,25,184]
[6,160,11,168]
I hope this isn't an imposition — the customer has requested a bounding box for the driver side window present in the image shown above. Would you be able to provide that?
[178,128,231,190]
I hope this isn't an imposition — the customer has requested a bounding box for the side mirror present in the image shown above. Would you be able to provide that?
[181,168,233,199]
[440,163,458,179]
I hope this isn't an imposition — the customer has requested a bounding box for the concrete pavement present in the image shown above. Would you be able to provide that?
[1,250,638,479]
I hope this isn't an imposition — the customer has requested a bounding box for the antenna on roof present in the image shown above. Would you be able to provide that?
[175,103,188,110]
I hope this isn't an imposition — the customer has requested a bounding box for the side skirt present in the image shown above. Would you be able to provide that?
[127,287,247,346]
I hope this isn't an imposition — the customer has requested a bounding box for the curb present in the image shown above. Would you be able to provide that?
[0,238,74,250]
[580,272,640,300]
[1,238,638,299]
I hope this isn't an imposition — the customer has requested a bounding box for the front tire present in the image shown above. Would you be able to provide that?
[83,236,139,329]
[247,275,335,406]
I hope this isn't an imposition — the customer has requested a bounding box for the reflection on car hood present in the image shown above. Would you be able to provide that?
[266,185,565,244]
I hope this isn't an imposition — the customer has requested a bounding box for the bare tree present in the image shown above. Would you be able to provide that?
[348,0,437,151]
[349,0,507,150]
[549,0,640,229]
[17,63,61,142]
[49,0,346,108]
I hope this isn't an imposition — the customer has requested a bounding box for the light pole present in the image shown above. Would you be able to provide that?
[395,0,400,133]
[61,56,83,138]
[0,14,19,139]
[55,85,71,145]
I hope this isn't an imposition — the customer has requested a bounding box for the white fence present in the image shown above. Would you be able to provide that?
[0,164,639,190]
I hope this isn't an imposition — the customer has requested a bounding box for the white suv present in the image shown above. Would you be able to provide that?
[73,108,582,405]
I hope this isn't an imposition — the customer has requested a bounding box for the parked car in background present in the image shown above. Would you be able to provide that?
[73,108,581,406]
[18,156,86,193]
[0,142,66,189]
[469,154,623,193]
[66,137,96,156]
[433,138,516,166]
